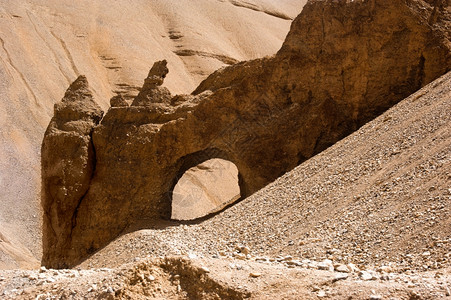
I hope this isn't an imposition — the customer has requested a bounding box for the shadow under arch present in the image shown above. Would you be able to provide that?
[166,147,247,221]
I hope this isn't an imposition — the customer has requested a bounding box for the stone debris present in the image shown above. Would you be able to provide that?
[360,271,377,281]
[233,253,247,260]
[317,259,334,271]
[0,255,449,299]
[249,272,261,278]
[335,264,350,273]
[347,264,360,273]
[333,273,349,282]
[0,1,449,300]
[444,286,451,296]
[41,0,451,270]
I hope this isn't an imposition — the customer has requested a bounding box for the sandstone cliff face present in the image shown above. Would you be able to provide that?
[42,0,451,268]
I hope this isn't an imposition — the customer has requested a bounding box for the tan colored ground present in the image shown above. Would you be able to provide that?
[1,1,450,298]
[1,70,450,300]
[1,256,451,299]
[80,70,451,276]
[0,0,306,268]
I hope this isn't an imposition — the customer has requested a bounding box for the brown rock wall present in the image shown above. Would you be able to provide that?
[41,76,103,267]
[42,0,451,267]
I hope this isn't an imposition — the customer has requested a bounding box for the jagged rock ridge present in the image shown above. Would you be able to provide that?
[42,0,451,268]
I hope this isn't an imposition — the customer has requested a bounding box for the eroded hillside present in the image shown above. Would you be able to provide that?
[2,45,450,300]
[84,70,451,273]
[41,0,450,268]
[0,0,305,269]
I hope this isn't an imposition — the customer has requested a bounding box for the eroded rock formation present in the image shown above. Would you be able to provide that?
[42,0,451,268]
[171,159,241,221]
[41,76,103,267]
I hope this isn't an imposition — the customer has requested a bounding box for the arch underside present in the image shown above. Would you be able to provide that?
[170,156,241,221]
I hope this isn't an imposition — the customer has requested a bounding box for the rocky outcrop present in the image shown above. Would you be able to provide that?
[42,0,451,268]
[41,76,103,267]
[131,60,171,106]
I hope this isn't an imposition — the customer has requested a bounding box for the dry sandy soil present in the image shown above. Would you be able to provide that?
[0,0,306,269]
[1,1,450,298]
[1,58,449,300]
[1,256,450,299]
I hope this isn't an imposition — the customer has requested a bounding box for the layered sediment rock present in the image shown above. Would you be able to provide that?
[42,0,451,268]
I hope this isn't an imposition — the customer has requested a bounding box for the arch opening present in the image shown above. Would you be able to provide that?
[171,158,241,221]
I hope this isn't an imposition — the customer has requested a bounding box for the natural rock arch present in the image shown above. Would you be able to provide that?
[42,0,450,268]
[170,155,241,221]
[169,148,245,204]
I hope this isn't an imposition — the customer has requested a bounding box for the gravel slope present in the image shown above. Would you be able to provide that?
[82,71,451,273]
[1,49,449,300]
